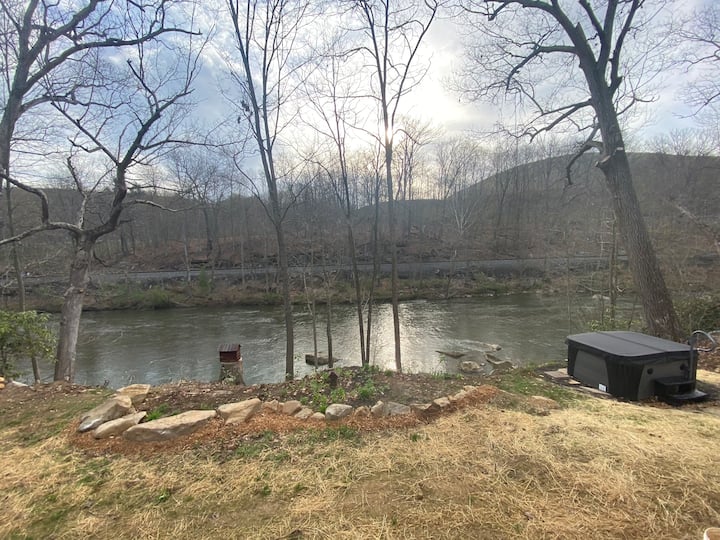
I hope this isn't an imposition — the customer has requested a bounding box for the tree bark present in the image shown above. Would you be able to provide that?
[584,67,681,339]
[54,237,93,382]
[597,148,681,339]
[346,218,366,366]
[385,140,402,372]
[275,221,294,379]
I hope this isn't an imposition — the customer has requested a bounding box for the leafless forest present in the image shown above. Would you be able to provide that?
[2,0,719,380]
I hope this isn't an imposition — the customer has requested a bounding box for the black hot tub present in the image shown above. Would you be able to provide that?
[566,331,701,401]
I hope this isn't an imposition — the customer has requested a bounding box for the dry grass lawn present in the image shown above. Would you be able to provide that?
[2,372,720,539]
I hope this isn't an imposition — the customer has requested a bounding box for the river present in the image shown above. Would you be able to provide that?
[22,294,628,388]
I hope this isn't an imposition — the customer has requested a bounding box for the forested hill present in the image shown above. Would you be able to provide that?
[4,152,719,280]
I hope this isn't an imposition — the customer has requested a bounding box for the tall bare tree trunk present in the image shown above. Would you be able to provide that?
[54,238,92,382]
[589,83,681,339]
[275,221,294,379]
[598,149,681,339]
[3,182,25,310]
[385,142,402,371]
[346,219,366,366]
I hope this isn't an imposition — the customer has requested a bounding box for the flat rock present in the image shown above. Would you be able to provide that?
[281,400,302,415]
[325,403,353,420]
[543,369,570,380]
[433,397,452,409]
[115,384,152,407]
[78,396,134,433]
[436,350,466,359]
[386,402,411,416]
[218,398,262,424]
[123,410,216,442]
[487,357,514,372]
[294,407,314,420]
[94,412,146,439]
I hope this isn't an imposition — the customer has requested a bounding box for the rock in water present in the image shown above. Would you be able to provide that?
[460,361,482,373]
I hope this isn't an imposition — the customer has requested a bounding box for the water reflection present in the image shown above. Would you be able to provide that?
[22,294,619,388]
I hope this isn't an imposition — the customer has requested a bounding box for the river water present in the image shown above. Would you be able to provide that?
[20,294,626,388]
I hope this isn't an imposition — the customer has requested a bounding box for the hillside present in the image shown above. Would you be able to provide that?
[3,152,719,292]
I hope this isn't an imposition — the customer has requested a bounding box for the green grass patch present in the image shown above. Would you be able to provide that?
[494,365,581,405]
[145,403,171,421]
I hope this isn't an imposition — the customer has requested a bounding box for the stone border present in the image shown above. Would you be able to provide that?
[77,383,504,443]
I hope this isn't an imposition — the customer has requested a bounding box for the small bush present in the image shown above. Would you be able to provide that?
[675,295,720,336]
[329,387,346,403]
[356,380,376,401]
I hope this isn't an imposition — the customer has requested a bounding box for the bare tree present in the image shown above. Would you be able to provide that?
[353,0,440,371]
[680,2,720,131]
[435,137,485,241]
[171,147,233,279]
[226,0,314,380]
[300,28,373,366]
[394,116,436,236]
[459,0,682,339]
[0,1,201,381]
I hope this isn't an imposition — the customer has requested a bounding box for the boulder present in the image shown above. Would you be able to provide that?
[371,400,388,417]
[114,384,151,407]
[281,400,302,415]
[386,402,412,416]
[78,396,134,433]
[432,397,451,409]
[123,410,216,442]
[93,411,146,439]
[325,403,353,420]
[449,389,468,403]
[294,407,314,420]
[262,399,280,413]
[460,361,482,374]
[310,412,325,421]
[478,342,502,351]
[218,398,262,424]
[353,406,370,417]
[411,402,439,414]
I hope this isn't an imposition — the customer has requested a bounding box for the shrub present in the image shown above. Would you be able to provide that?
[0,310,55,379]
[329,387,346,404]
[675,295,720,337]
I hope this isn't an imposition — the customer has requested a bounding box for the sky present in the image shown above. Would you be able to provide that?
[189,0,715,160]
[6,0,716,190]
